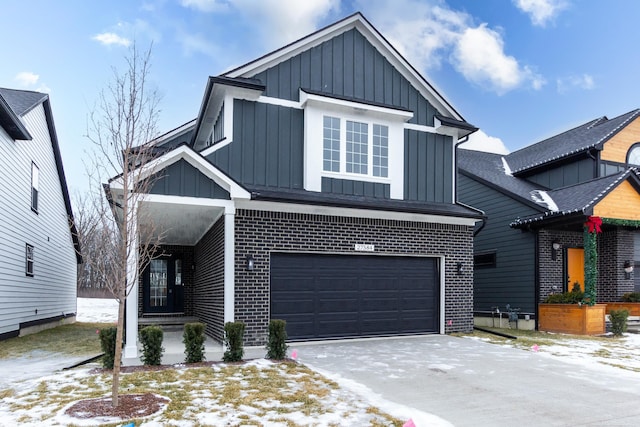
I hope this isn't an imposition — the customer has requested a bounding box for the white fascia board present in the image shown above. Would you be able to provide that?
[226,13,463,121]
[235,199,478,226]
[141,193,236,211]
[433,116,461,139]
[136,144,251,199]
[300,90,413,122]
[404,122,438,134]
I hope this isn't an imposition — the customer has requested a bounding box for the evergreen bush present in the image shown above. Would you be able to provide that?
[183,322,206,363]
[99,326,118,369]
[139,326,164,365]
[609,309,629,337]
[544,283,584,304]
[266,319,288,360]
[621,292,640,302]
[223,321,245,362]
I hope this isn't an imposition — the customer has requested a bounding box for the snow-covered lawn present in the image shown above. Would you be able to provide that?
[76,297,118,323]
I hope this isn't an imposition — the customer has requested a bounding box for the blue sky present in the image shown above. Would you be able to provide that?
[3,0,640,194]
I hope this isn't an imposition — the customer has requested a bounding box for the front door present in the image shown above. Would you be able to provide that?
[143,256,184,313]
[566,248,585,292]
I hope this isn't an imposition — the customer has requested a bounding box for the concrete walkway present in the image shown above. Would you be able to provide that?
[295,335,640,427]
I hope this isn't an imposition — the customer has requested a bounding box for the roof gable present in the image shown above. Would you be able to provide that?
[507,109,640,174]
[224,12,464,122]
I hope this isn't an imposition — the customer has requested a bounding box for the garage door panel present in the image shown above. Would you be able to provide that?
[271,253,440,340]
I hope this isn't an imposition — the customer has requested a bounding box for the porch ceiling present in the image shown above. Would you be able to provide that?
[138,200,223,246]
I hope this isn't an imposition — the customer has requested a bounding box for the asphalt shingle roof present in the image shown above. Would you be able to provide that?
[0,87,48,117]
[506,109,640,174]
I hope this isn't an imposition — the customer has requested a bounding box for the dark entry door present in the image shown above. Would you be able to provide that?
[271,253,440,340]
[143,256,184,313]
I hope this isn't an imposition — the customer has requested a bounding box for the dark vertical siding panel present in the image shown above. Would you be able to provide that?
[299,50,311,97]
[343,30,354,98]
[310,45,322,91]
[332,34,344,95]
[434,135,444,202]
[404,130,417,200]
[290,108,304,189]
[373,51,384,103]
[266,104,279,187]
[525,158,596,189]
[363,37,375,101]
[383,61,393,105]
[408,88,418,125]
[354,180,364,196]
[149,159,229,199]
[266,67,279,98]
[424,133,433,202]
[279,57,292,101]
[443,144,453,203]
[278,108,291,187]
[353,31,365,99]
[321,41,333,93]
[253,102,267,186]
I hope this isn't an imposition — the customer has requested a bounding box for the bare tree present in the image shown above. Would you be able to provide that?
[83,43,163,407]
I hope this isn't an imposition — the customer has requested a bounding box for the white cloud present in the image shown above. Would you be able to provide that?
[460,130,510,155]
[180,0,229,13]
[177,31,219,57]
[356,0,545,95]
[451,24,545,94]
[14,71,40,87]
[513,0,569,27]
[557,73,595,94]
[230,0,340,46]
[92,32,131,47]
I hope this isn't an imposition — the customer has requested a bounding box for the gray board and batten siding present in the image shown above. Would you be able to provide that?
[458,173,539,314]
[251,27,439,127]
[405,130,453,203]
[522,157,596,190]
[149,158,230,199]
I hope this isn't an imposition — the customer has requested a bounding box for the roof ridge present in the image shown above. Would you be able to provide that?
[586,116,608,129]
[581,168,634,211]
[591,109,640,148]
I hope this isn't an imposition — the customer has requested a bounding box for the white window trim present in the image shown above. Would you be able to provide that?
[31,162,39,213]
[302,90,412,199]
[25,243,34,276]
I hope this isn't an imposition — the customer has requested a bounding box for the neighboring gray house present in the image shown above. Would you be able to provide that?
[0,88,81,340]
[113,13,482,358]
[459,109,640,328]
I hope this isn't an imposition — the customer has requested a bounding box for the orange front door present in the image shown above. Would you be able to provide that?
[567,248,585,292]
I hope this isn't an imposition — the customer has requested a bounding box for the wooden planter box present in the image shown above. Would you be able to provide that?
[538,304,606,335]
[605,302,640,316]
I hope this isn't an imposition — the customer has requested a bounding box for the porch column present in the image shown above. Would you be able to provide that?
[224,207,235,324]
[123,201,139,359]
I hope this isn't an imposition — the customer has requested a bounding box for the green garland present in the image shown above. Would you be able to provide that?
[601,218,640,228]
[583,227,598,306]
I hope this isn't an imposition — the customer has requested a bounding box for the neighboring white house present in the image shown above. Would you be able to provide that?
[0,87,81,340]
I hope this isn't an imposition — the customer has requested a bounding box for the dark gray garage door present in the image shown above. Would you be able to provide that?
[270,253,440,340]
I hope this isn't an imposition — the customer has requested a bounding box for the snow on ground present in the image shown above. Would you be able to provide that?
[76,297,118,323]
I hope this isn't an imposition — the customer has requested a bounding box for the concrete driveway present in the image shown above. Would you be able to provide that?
[296,335,640,426]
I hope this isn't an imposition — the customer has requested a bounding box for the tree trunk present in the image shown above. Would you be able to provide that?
[111,294,126,407]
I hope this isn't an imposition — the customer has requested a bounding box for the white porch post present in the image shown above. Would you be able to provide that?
[223,206,236,324]
[123,201,139,359]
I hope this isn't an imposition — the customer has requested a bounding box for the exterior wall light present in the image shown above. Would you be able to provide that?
[551,241,561,260]
[624,260,634,279]
[456,262,463,276]
[246,254,255,271]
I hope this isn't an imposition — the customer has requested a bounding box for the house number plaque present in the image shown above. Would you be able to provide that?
[354,244,375,252]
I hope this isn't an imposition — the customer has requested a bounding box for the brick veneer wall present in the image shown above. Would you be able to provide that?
[194,218,225,342]
[538,227,634,304]
[234,208,474,346]
[137,245,195,317]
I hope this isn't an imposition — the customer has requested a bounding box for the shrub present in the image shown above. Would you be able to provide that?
[544,284,584,304]
[99,326,118,369]
[223,321,245,362]
[139,326,164,366]
[621,292,640,302]
[266,319,288,360]
[183,322,206,363]
[609,309,629,337]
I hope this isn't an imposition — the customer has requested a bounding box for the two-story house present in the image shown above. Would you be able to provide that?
[112,13,483,358]
[0,88,81,340]
[459,109,640,328]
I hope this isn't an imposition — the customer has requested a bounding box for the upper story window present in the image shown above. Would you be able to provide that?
[628,144,640,165]
[322,116,389,179]
[31,162,39,213]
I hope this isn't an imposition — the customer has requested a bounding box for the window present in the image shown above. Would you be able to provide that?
[474,251,497,269]
[175,259,182,286]
[322,115,389,178]
[25,244,34,276]
[31,162,39,213]
[628,144,640,166]
[323,116,340,172]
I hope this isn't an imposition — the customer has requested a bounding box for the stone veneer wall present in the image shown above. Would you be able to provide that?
[234,208,474,346]
[194,217,226,342]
